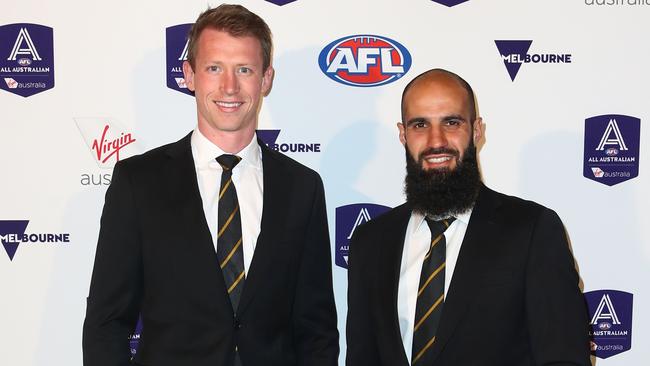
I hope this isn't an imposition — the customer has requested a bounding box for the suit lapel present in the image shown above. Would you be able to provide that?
[374,204,412,366]
[236,141,289,315]
[427,185,502,362]
[164,132,232,312]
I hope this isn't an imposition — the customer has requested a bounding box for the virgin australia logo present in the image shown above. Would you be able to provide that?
[75,117,141,168]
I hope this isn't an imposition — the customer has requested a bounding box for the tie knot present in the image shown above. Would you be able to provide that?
[216,154,242,171]
[425,217,455,238]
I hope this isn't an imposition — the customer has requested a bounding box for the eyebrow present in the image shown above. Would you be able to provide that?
[441,114,467,123]
[405,117,427,126]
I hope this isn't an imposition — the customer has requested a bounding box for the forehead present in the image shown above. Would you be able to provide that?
[195,28,263,62]
[403,75,471,118]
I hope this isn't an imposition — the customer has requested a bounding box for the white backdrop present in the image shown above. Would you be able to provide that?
[1,0,648,365]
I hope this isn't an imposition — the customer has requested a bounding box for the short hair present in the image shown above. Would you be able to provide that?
[400,68,477,123]
[186,4,273,71]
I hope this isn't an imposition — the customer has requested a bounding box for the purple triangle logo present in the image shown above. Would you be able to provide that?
[0,220,29,261]
[257,129,281,147]
[431,0,470,6]
[265,0,298,5]
[495,40,532,81]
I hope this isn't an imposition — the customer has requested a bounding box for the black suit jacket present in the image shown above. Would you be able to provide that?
[346,185,590,366]
[83,132,339,366]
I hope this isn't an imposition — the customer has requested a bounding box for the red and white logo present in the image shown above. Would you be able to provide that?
[318,35,412,87]
[4,78,18,89]
[75,118,142,168]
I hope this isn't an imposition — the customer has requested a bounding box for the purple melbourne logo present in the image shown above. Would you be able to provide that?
[0,23,54,97]
[335,203,391,269]
[494,40,572,81]
[583,114,640,186]
[431,0,470,6]
[585,290,633,359]
[0,220,70,261]
[257,129,321,153]
[318,35,411,87]
[166,23,193,96]
[265,0,298,5]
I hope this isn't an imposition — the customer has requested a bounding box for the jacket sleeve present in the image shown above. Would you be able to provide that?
[82,161,143,366]
[525,208,591,366]
[292,174,340,366]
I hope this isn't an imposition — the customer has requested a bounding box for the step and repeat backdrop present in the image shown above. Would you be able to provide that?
[1,0,648,365]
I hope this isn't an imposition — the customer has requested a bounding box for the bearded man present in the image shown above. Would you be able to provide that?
[345,69,590,366]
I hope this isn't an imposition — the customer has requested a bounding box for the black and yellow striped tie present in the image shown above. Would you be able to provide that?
[216,154,245,311]
[412,217,455,365]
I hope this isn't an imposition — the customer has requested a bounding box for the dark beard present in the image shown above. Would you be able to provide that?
[404,142,482,217]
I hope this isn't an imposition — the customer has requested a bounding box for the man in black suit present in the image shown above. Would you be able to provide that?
[346,69,590,366]
[83,5,338,366]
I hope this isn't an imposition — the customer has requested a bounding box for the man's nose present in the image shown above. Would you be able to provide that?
[221,71,239,95]
[426,124,448,148]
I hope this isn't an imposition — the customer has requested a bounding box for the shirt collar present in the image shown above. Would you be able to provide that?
[412,206,474,232]
[191,127,262,170]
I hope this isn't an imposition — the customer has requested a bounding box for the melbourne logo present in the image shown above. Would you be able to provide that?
[583,114,640,186]
[585,290,633,359]
[319,35,411,87]
[75,117,142,186]
[0,220,70,261]
[257,129,321,153]
[335,204,391,269]
[166,23,193,96]
[494,40,572,81]
[0,23,54,97]
[431,0,470,6]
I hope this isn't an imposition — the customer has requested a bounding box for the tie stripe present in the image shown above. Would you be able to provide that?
[219,177,233,199]
[217,204,239,238]
[414,294,445,331]
[227,271,245,294]
[412,336,436,364]
[220,237,243,269]
[417,263,445,297]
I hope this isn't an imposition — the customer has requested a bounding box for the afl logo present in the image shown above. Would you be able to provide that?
[318,35,411,87]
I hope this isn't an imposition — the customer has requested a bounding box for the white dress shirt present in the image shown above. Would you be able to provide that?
[190,128,264,274]
[397,208,473,363]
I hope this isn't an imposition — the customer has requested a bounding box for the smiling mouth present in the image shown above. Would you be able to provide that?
[424,155,453,164]
[214,101,243,109]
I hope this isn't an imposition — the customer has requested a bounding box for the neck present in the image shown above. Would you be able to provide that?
[198,124,255,154]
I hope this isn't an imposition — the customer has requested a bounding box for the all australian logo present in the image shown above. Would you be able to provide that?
[75,117,142,186]
[166,23,193,96]
[318,34,411,87]
[257,129,321,153]
[0,23,54,97]
[494,40,572,81]
[583,114,640,186]
[0,220,70,261]
[585,290,633,359]
[335,203,391,269]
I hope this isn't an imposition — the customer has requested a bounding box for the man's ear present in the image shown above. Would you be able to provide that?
[182,61,196,92]
[473,117,484,145]
[397,122,406,146]
[261,66,274,96]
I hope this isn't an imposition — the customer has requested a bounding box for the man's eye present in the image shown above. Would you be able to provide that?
[446,120,461,126]
[208,65,220,72]
[412,122,427,129]
[238,67,251,74]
